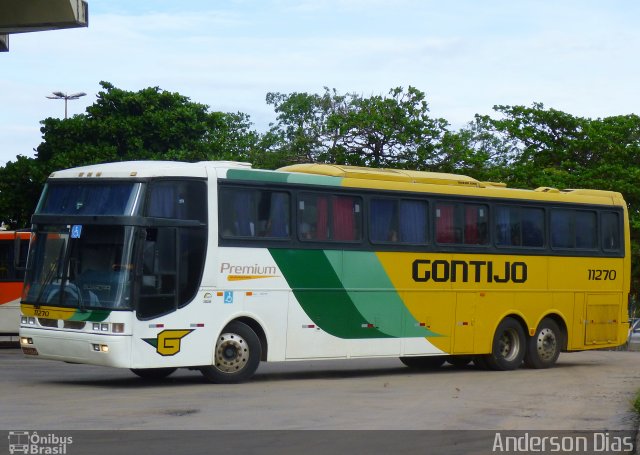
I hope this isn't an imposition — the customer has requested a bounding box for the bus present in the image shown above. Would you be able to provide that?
[19,161,630,382]
[0,230,29,342]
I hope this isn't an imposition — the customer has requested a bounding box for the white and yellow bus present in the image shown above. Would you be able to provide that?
[19,161,630,382]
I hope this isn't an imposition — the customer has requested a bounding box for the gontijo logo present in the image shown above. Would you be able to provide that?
[412,259,528,283]
[143,329,193,356]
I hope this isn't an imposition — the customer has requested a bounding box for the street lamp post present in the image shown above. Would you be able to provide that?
[46,91,87,118]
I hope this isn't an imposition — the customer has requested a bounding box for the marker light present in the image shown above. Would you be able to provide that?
[111,323,125,333]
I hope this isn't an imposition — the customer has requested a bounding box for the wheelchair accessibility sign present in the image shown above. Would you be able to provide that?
[71,225,83,239]
[223,291,234,304]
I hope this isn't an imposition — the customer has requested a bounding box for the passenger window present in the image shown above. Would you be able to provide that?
[495,206,544,248]
[370,198,428,244]
[602,212,621,251]
[436,203,488,245]
[219,188,290,239]
[550,209,597,250]
[147,180,207,222]
[298,193,361,242]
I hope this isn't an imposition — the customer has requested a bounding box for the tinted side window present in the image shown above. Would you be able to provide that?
[495,206,544,248]
[602,212,621,251]
[220,188,290,239]
[0,239,27,281]
[298,193,361,242]
[0,240,10,280]
[370,198,428,244]
[436,203,488,245]
[550,209,597,250]
[148,180,207,222]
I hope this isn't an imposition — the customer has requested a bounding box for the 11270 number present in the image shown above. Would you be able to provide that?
[587,269,617,281]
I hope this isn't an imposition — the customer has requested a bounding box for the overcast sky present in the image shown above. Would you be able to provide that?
[1,0,639,165]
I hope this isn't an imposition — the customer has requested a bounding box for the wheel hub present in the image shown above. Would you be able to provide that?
[215,332,249,373]
[536,328,557,361]
[499,328,521,362]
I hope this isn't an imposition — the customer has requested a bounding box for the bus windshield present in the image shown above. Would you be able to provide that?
[38,182,142,216]
[23,224,136,310]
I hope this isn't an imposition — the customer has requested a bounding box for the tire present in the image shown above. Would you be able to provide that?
[524,318,562,369]
[486,318,526,371]
[399,356,446,369]
[131,367,177,380]
[200,321,262,384]
[446,356,472,368]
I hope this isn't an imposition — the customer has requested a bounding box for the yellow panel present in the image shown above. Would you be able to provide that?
[453,293,476,353]
[585,294,621,344]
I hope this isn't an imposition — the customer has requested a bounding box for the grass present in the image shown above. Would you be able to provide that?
[633,390,640,414]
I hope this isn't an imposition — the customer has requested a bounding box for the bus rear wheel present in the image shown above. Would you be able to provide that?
[131,367,177,380]
[524,318,561,369]
[200,321,261,384]
[486,318,525,371]
[400,355,446,369]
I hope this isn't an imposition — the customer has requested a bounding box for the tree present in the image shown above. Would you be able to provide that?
[257,88,349,168]
[261,86,449,169]
[330,86,448,169]
[0,156,46,228]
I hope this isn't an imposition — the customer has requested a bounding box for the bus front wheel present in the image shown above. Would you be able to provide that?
[200,321,262,384]
[487,318,526,371]
[524,318,561,369]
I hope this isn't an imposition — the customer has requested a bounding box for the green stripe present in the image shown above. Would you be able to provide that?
[341,251,437,338]
[68,309,111,322]
[226,169,342,187]
[270,249,438,339]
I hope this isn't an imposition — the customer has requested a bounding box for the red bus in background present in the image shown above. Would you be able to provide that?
[0,230,29,341]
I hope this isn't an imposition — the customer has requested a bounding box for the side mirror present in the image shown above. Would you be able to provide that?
[13,232,29,271]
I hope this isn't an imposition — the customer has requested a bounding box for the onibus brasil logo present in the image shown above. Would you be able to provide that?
[8,431,73,454]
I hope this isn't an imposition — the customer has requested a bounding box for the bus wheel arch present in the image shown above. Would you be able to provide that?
[524,316,565,369]
[235,316,268,361]
[200,320,263,383]
[486,316,526,371]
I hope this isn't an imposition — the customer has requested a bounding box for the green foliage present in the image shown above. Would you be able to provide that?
[633,390,640,414]
[261,86,449,169]
[1,81,259,227]
[0,156,47,228]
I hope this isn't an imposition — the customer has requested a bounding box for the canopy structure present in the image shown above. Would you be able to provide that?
[0,0,88,52]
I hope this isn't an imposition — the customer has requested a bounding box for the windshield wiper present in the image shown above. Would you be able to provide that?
[32,241,65,307]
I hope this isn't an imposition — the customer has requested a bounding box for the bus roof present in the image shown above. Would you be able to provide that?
[276,163,625,206]
[48,161,251,180]
[46,160,624,206]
